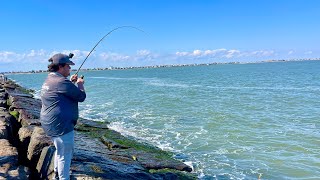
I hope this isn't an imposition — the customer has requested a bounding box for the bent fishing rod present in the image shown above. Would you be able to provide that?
[73,26,145,78]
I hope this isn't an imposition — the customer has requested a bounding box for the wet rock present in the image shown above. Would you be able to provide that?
[27,127,52,169]
[76,118,109,130]
[98,129,193,172]
[2,83,16,90]
[19,126,35,145]
[8,95,40,110]
[5,94,41,127]
[2,165,30,179]
[73,131,196,179]
[0,100,6,108]
[0,120,8,140]
[8,96,41,120]
[72,132,160,179]
[0,139,18,164]
[0,92,8,99]
[18,109,41,126]
[0,107,7,113]
[174,153,190,161]
[18,125,36,166]
[0,139,29,179]
[36,146,55,179]
[4,113,21,147]
[138,154,193,172]
[100,136,129,150]
[0,112,15,141]
[9,93,33,98]
[71,132,196,180]
[3,80,34,96]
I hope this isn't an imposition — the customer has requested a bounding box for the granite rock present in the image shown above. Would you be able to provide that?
[27,127,52,168]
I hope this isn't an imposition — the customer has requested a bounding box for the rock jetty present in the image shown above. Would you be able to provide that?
[0,77,196,179]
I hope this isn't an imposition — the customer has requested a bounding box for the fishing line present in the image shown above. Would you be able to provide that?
[74,26,146,77]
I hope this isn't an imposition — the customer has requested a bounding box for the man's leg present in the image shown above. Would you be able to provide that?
[53,146,58,171]
[51,131,74,180]
[53,149,59,179]
[48,144,59,180]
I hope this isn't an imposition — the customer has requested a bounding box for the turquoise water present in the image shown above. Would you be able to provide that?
[7,61,320,179]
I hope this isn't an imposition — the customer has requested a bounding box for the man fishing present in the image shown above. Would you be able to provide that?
[40,53,86,180]
[39,26,142,179]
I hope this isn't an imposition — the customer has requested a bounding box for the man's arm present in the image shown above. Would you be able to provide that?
[59,79,86,102]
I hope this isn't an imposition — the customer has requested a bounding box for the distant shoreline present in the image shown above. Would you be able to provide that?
[3,58,320,75]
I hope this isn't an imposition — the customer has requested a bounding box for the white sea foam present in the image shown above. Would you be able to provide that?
[175,132,181,139]
[183,161,194,171]
[108,118,199,174]
[107,118,180,154]
[131,112,140,118]
[33,89,41,99]
[108,121,139,138]
[101,101,114,107]
[158,143,175,151]
[89,76,109,79]
[147,81,190,88]
[90,76,157,81]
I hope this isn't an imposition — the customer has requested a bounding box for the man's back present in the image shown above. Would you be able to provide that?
[40,72,86,137]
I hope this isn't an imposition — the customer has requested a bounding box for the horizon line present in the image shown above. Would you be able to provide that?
[3,58,319,74]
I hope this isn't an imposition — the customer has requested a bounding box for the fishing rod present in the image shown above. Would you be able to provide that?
[74,26,146,78]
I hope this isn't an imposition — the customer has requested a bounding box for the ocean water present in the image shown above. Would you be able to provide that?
[7,61,320,179]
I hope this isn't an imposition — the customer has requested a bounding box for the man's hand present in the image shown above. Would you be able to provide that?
[76,78,85,91]
[70,74,78,83]
[76,78,84,85]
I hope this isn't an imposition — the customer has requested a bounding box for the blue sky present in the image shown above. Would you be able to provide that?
[1,0,319,72]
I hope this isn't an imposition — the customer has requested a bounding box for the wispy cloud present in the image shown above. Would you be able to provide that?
[305,51,312,54]
[99,52,130,61]
[250,50,275,57]
[0,50,48,64]
[0,51,16,63]
[176,49,227,57]
[136,50,151,56]
[174,49,275,59]
[224,50,241,58]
